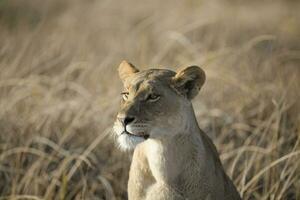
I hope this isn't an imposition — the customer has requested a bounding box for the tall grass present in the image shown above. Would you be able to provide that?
[0,0,299,199]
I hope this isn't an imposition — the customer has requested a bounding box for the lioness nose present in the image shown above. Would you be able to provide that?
[124,116,135,125]
[118,116,136,125]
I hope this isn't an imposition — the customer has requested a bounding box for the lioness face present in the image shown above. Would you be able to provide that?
[113,61,205,150]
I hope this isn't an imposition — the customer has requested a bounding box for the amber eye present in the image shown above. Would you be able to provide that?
[121,92,129,101]
[146,93,160,102]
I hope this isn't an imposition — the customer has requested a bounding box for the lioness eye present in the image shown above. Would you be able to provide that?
[121,92,129,101]
[147,93,160,102]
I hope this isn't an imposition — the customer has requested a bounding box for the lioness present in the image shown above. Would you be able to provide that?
[113,61,241,200]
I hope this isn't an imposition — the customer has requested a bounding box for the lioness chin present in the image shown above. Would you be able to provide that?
[113,60,241,200]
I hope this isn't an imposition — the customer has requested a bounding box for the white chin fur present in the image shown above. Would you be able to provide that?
[117,134,145,151]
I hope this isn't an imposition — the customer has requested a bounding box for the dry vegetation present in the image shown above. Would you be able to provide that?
[0,0,299,199]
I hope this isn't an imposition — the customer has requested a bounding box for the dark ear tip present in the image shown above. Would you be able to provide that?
[173,65,206,99]
[187,65,206,83]
[185,65,205,73]
[198,66,206,83]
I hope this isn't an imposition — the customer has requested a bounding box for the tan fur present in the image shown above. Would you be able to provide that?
[113,61,241,200]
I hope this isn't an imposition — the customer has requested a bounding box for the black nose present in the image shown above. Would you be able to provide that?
[119,116,135,125]
[124,116,135,125]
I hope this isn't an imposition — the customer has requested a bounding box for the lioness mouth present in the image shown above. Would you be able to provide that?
[123,131,150,139]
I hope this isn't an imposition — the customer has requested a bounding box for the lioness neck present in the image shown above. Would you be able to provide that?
[129,105,240,200]
[142,106,207,182]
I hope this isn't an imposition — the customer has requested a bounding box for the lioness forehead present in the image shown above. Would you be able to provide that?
[124,69,176,90]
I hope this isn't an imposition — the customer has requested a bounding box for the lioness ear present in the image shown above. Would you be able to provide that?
[172,66,206,99]
[118,60,139,81]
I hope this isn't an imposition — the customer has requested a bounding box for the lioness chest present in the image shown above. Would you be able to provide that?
[144,139,180,183]
[134,138,200,186]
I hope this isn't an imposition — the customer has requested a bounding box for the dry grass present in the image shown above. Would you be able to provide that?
[0,0,299,199]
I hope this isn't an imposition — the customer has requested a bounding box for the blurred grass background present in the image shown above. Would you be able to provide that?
[0,0,299,199]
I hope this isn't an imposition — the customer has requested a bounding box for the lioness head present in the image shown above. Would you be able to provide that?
[113,60,205,150]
